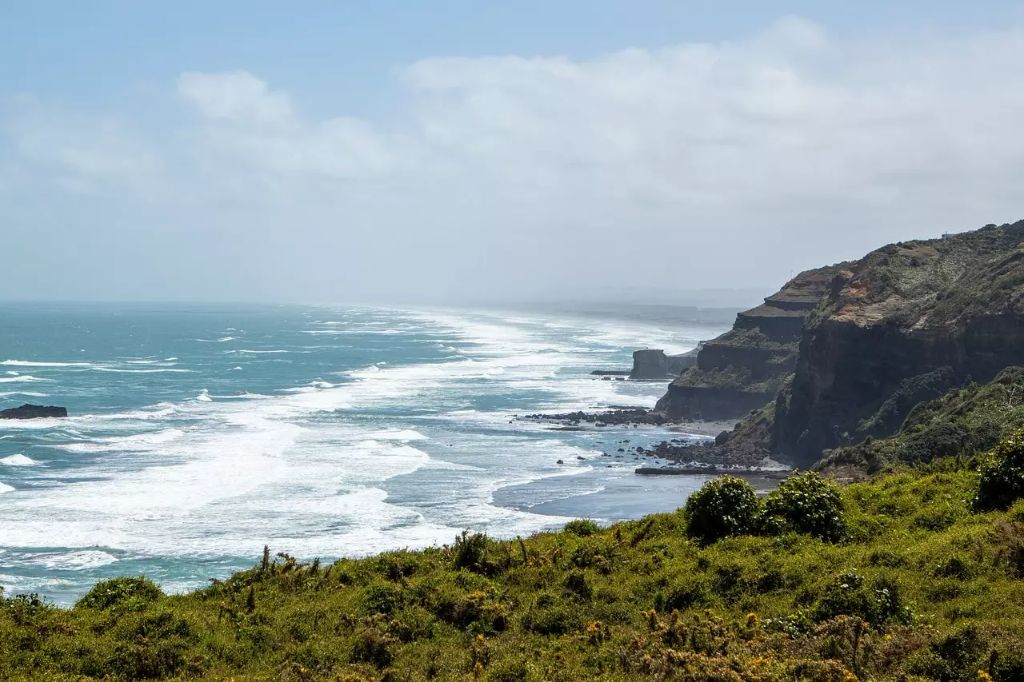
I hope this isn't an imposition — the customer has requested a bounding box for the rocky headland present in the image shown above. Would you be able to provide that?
[654,265,842,421]
[708,220,1024,470]
[527,221,1024,475]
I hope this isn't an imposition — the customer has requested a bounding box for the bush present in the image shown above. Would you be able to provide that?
[453,531,491,573]
[487,659,530,682]
[75,576,164,611]
[813,571,911,626]
[760,472,847,542]
[684,475,759,544]
[349,627,396,668]
[563,519,600,536]
[363,582,404,615]
[522,592,581,635]
[563,570,592,600]
[974,428,1024,510]
[107,610,196,678]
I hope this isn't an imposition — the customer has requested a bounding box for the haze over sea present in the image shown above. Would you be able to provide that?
[0,303,728,604]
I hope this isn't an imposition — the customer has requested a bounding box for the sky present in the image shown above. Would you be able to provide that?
[2,1,1023,305]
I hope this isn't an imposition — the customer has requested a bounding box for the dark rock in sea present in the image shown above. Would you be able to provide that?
[590,369,630,376]
[629,348,699,381]
[0,404,68,419]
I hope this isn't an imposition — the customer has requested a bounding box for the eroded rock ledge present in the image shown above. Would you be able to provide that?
[655,265,842,421]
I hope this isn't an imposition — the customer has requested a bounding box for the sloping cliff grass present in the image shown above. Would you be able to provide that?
[3,466,1024,680]
[819,367,1024,479]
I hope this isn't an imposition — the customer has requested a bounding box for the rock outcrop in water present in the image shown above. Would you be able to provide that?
[629,348,698,380]
[654,265,841,420]
[711,220,1024,469]
[0,404,68,419]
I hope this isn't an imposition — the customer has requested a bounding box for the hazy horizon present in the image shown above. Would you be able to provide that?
[0,287,765,310]
[3,2,1023,303]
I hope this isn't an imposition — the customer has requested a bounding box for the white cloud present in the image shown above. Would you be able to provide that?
[3,17,1024,302]
[4,100,161,196]
[178,70,294,126]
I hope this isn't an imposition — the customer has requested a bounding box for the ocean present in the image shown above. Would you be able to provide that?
[0,302,728,604]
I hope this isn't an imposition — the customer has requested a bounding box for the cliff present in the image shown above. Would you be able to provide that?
[771,220,1024,467]
[655,265,841,420]
[710,220,1024,468]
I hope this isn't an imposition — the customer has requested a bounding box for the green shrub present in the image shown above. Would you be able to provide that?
[487,658,530,682]
[563,518,600,536]
[363,582,404,615]
[522,592,580,635]
[813,571,910,626]
[907,625,987,681]
[349,627,396,667]
[684,475,759,544]
[975,428,1024,510]
[453,530,491,573]
[1,592,54,627]
[760,472,847,542]
[563,570,592,600]
[75,576,164,611]
[658,576,711,612]
[106,610,196,678]
[932,555,975,580]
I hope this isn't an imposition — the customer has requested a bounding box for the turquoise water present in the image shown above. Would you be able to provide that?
[0,303,725,604]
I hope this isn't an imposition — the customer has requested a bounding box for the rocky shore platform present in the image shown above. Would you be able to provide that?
[635,465,788,478]
[517,407,673,427]
[517,408,781,471]
[516,407,735,435]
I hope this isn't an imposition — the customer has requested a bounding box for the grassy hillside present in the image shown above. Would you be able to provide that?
[818,366,1024,479]
[3,461,1024,680]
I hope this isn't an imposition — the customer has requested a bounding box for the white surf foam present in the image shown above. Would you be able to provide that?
[0,359,94,367]
[91,367,192,373]
[1,454,37,466]
[39,550,120,570]
[0,482,15,494]
[0,375,49,383]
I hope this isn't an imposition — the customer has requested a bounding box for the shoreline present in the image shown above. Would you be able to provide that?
[516,408,771,471]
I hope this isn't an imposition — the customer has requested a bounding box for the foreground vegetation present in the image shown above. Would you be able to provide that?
[4,443,1024,679]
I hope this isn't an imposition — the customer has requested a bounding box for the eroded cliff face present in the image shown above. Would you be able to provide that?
[655,265,841,420]
[772,221,1024,467]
